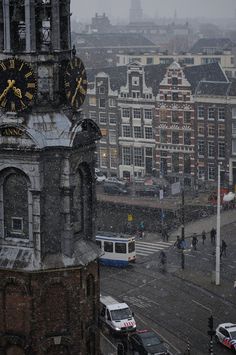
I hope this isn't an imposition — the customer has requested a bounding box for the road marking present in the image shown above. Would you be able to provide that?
[192,299,212,313]
[137,241,174,247]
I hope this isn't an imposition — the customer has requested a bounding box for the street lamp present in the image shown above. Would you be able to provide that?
[215,163,221,285]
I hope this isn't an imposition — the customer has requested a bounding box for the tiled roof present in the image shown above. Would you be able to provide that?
[73,33,156,48]
[195,81,231,96]
[184,62,228,91]
[87,62,227,95]
[191,38,235,53]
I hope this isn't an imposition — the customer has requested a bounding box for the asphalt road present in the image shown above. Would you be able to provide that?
[100,220,236,354]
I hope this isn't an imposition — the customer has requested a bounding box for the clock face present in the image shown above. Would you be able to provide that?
[0,58,37,112]
[64,57,87,110]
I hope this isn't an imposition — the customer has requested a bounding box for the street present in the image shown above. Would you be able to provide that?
[100,213,236,354]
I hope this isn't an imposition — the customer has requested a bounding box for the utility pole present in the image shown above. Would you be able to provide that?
[181,188,185,239]
[215,163,221,285]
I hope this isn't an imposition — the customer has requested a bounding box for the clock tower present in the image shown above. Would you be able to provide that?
[0,1,101,354]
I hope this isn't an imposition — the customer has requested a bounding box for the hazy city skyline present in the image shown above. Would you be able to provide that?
[71,0,236,22]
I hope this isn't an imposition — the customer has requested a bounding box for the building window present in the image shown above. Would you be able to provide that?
[172,111,179,123]
[133,108,141,119]
[198,166,205,179]
[122,147,131,165]
[198,106,204,118]
[89,111,97,120]
[11,217,23,232]
[99,86,105,94]
[218,142,225,158]
[172,153,179,173]
[208,166,215,180]
[99,112,107,124]
[198,123,204,135]
[109,113,117,125]
[134,126,142,138]
[109,98,116,107]
[159,108,167,122]
[232,139,236,154]
[144,127,153,139]
[110,148,117,168]
[198,140,204,156]
[89,96,96,106]
[172,92,179,101]
[172,131,179,144]
[184,131,191,145]
[208,107,215,120]
[160,130,167,143]
[184,155,191,174]
[100,148,108,167]
[218,107,225,120]
[134,147,143,167]
[184,111,191,124]
[146,57,153,64]
[132,76,139,86]
[132,91,140,98]
[232,107,236,119]
[208,124,215,136]
[208,142,215,157]
[218,124,225,137]
[144,109,153,120]
[123,125,131,137]
[99,98,106,108]
[109,130,116,144]
[122,108,130,118]
[172,77,178,86]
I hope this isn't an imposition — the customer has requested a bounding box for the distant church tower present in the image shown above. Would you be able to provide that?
[129,0,143,23]
[0,1,101,354]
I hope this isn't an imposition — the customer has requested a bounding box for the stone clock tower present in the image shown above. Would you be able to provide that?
[0,1,101,354]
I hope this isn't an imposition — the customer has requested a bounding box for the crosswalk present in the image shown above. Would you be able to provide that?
[135,240,174,257]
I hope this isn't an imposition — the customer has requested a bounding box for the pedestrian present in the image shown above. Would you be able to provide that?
[162,229,169,242]
[210,227,216,245]
[220,239,227,257]
[180,236,186,250]
[159,251,167,272]
[139,221,145,239]
[174,235,181,249]
[202,230,206,245]
[192,233,198,250]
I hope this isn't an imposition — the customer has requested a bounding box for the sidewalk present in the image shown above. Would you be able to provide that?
[145,208,236,302]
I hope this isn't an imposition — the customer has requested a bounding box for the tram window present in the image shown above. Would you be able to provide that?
[104,241,113,252]
[128,241,135,253]
[115,243,126,254]
[96,240,102,248]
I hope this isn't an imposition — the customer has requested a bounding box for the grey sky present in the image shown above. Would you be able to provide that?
[71,0,236,21]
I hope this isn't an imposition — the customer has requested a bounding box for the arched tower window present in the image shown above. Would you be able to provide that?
[72,163,93,239]
[3,172,29,239]
[9,0,26,52]
[35,0,52,52]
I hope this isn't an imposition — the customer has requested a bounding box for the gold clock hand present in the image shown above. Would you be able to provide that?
[0,79,15,101]
[71,77,82,106]
[12,86,22,99]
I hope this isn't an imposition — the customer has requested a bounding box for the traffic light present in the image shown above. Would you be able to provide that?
[208,315,213,330]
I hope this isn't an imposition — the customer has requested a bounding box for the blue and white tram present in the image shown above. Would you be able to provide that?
[96,231,136,267]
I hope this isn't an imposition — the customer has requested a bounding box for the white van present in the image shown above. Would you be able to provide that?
[100,295,136,335]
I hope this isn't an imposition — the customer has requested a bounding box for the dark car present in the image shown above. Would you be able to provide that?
[129,330,169,355]
[103,181,129,195]
[135,184,160,197]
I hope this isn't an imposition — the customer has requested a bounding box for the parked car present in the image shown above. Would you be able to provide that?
[128,329,170,354]
[135,184,160,197]
[105,177,128,186]
[103,181,129,195]
[215,323,236,351]
[95,171,106,183]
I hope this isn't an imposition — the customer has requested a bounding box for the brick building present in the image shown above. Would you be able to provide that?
[84,61,230,186]
[0,1,101,354]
